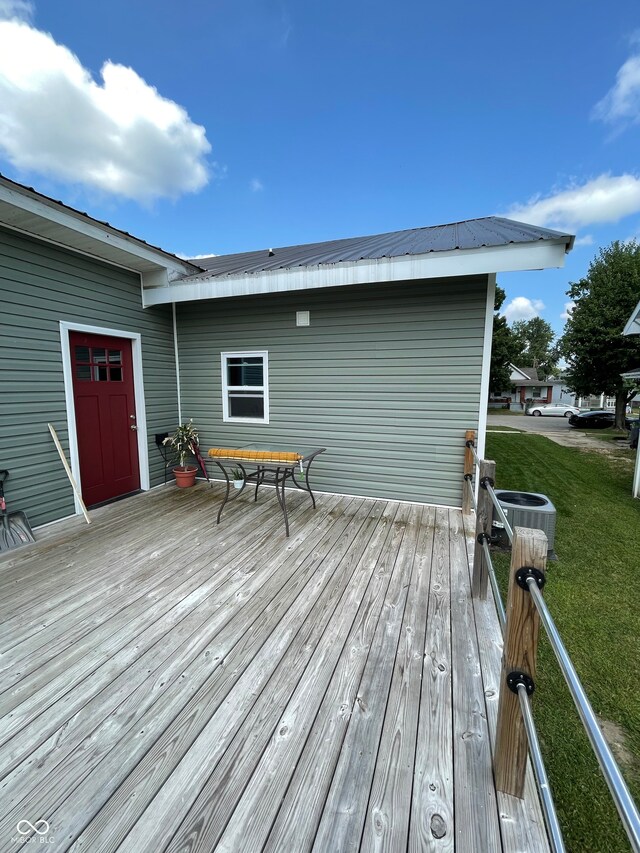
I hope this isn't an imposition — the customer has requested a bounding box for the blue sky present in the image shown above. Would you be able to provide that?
[1,0,640,332]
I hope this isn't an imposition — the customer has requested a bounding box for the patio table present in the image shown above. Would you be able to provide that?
[207,444,326,536]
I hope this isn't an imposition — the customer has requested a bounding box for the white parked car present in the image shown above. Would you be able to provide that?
[527,404,580,418]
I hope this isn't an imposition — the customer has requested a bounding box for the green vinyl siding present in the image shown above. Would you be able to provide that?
[177,276,488,507]
[0,227,178,526]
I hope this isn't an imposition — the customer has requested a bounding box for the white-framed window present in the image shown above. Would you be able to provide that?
[221,351,269,423]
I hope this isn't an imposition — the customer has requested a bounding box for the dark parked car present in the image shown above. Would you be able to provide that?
[568,410,616,429]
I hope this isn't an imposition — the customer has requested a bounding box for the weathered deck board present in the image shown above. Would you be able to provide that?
[0,495,353,844]
[360,505,436,853]
[409,506,454,852]
[0,494,346,819]
[449,508,502,852]
[0,485,549,852]
[312,504,420,852]
[79,498,380,853]
[155,501,394,853]
[259,501,404,853]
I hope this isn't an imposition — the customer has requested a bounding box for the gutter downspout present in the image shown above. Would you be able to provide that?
[172,302,182,424]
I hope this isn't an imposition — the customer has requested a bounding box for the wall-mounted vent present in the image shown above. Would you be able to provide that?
[296,311,310,326]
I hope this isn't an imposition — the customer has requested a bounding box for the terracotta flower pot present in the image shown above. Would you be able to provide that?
[172,466,198,488]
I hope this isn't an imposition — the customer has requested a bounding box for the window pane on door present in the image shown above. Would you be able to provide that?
[75,346,90,363]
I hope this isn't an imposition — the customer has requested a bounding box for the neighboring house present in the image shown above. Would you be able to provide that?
[0,175,574,526]
[549,379,579,407]
[489,364,569,411]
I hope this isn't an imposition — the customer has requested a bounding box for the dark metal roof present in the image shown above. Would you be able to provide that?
[187,217,573,280]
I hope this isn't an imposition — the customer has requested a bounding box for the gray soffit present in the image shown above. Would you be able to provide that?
[0,173,202,275]
[186,217,574,280]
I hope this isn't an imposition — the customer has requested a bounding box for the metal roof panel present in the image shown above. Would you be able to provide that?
[187,216,573,280]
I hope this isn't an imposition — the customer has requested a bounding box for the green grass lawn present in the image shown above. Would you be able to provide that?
[486,433,640,852]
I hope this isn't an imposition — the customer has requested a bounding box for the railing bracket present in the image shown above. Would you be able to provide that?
[480,475,495,490]
[464,473,473,482]
[507,670,535,696]
[477,531,500,547]
[465,439,475,448]
[516,566,546,591]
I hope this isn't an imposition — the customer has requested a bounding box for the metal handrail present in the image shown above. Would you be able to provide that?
[465,435,640,852]
[484,480,514,543]
[467,440,480,466]
[478,536,564,849]
[526,577,640,853]
[465,476,478,511]
[481,538,506,632]
[517,684,566,852]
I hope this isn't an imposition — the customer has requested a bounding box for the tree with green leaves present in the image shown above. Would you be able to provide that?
[490,286,518,395]
[511,316,558,377]
[559,240,640,429]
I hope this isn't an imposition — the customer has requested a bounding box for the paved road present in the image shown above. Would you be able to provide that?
[488,413,571,433]
[487,412,608,450]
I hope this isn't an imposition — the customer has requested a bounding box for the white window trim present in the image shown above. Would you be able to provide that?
[221,350,270,424]
[60,321,150,516]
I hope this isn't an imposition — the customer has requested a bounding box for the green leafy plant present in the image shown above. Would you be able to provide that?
[230,467,244,481]
[163,420,198,469]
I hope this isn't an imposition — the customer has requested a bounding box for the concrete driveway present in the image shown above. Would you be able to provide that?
[488,413,572,434]
[487,412,607,450]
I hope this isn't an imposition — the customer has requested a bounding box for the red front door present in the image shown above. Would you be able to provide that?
[70,332,140,506]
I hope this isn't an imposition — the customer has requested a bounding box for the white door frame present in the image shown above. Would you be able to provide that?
[59,321,150,515]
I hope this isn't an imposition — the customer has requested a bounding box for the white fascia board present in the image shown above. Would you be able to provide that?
[509,364,532,381]
[623,299,640,335]
[0,182,196,279]
[143,239,569,306]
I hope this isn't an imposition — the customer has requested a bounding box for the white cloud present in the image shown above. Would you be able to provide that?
[504,297,545,323]
[176,251,217,260]
[592,47,640,127]
[0,0,32,21]
[0,15,211,202]
[250,178,264,192]
[505,174,640,231]
[574,234,594,246]
[561,301,575,321]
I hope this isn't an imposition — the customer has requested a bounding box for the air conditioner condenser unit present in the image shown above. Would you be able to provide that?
[491,490,557,559]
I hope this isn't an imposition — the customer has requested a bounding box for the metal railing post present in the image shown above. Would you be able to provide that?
[472,458,496,598]
[494,525,547,798]
[462,429,475,515]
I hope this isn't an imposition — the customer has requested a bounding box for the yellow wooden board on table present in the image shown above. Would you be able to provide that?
[208,447,302,464]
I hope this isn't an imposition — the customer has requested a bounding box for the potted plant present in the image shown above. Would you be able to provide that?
[230,467,245,489]
[163,420,199,488]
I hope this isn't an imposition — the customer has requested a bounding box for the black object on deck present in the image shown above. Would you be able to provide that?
[0,470,35,552]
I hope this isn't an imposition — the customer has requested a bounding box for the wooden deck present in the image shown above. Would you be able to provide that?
[0,484,549,852]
